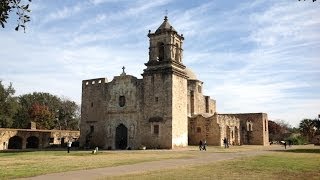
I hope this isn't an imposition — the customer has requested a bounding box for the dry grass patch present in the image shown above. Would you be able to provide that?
[0,150,194,179]
[108,150,320,180]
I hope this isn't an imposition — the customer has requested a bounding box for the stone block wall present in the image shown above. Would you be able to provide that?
[188,114,241,147]
[172,74,188,147]
[80,78,107,147]
[142,73,173,149]
[231,113,269,146]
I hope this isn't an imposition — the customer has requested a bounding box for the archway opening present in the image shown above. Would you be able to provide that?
[8,136,23,149]
[158,42,165,61]
[115,124,128,150]
[26,136,39,148]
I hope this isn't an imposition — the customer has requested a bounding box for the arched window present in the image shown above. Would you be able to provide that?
[158,42,165,61]
[119,96,126,107]
[175,43,180,62]
[265,120,267,131]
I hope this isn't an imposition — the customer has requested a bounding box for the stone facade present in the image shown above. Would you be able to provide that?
[80,16,269,149]
[188,113,269,146]
[0,128,80,150]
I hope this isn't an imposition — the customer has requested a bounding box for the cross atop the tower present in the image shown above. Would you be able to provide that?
[121,66,126,76]
[163,9,169,21]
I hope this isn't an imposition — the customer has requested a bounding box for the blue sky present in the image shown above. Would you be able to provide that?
[0,0,319,127]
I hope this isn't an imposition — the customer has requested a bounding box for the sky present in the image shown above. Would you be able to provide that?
[0,0,319,127]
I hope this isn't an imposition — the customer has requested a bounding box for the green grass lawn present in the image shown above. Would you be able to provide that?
[1,146,319,179]
[0,150,195,179]
[107,149,320,180]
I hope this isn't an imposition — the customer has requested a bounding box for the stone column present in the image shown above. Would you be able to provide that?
[22,137,27,149]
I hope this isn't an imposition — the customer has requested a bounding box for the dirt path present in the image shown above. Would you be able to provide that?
[19,146,285,180]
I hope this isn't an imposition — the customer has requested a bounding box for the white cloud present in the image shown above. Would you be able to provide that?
[1,0,319,127]
[42,2,85,23]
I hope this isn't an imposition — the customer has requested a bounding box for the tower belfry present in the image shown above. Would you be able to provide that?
[144,16,186,78]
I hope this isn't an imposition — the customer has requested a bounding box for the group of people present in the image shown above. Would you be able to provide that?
[199,140,207,151]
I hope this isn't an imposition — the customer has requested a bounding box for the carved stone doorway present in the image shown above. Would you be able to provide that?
[116,124,128,150]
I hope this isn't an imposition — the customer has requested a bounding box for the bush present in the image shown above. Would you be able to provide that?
[285,135,307,145]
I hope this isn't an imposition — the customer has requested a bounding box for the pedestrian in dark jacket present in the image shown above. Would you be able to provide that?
[199,140,203,151]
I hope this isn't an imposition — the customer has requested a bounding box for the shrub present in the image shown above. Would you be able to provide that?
[285,135,307,145]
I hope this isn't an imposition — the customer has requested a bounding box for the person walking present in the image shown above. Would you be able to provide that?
[203,140,207,151]
[67,140,72,153]
[199,140,203,151]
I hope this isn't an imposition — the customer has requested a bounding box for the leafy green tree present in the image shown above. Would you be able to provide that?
[0,81,19,128]
[56,98,80,130]
[0,0,31,32]
[14,92,60,129]
[314,119,320,135]
[13,92,80,130]
[299,119,316,142]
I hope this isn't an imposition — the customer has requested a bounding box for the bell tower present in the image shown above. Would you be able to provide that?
[146,16,185,68]
[142,16,188,149]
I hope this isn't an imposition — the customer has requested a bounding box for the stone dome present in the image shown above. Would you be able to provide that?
[185,68,197,80]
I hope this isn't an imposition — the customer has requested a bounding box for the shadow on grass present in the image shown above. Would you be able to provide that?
[272,149,320,154]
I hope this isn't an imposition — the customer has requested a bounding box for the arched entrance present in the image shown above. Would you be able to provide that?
[115,124,128,150]
[26,136,39,148]
[8,136,23,149]
[226,126,230,145]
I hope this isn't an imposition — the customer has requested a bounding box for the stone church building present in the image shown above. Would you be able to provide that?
[79,16,269,150]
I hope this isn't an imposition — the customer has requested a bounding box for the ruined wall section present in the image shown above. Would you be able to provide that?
[188,114,241,146]
[223,113,269,146]
[188,114,221,146]
[217,114,240,146]
[0,128,79,150]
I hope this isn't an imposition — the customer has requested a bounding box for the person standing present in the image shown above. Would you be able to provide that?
[223,138,227,148]
[67,140,72,153]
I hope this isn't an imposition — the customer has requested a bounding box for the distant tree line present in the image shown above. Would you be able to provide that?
[269,118,320,145]
[0,81,80,130]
